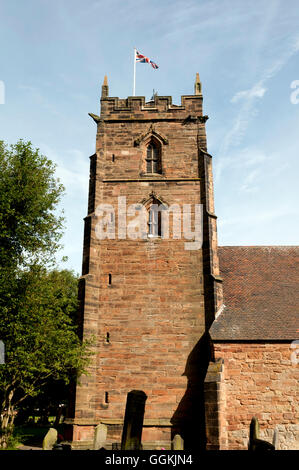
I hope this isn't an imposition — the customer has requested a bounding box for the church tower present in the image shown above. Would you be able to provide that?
[67,75,223,449]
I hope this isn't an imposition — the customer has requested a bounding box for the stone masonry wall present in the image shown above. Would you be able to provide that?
[204,359,227,450]
[214,342,299,450]
[69,84,223,449]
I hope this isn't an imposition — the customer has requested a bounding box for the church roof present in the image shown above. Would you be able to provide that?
[210,246,299,341]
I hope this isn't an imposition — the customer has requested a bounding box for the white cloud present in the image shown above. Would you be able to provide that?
[39,145,89,196]
[214,146,283,197]
[231,84,267,103]
[214,146,271,185]
[218,205,298,229]
[36,144,89,272]
[293,35,299,52]
[216,33,299,184]
[19,84,61,116]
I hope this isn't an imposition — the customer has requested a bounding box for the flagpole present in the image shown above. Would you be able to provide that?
[133,47,136,96]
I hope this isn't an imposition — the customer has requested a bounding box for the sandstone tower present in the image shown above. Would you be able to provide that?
[67,75,223,449]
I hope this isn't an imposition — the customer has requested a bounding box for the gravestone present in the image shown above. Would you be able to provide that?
[121,390,147,450]
[172,434,184,450]
[248,417,275,451]
[42,427,58,450]
[94,423,107,450]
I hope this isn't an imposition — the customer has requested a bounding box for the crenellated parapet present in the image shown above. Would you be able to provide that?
[95,75,204,121]
[98,95,203,121]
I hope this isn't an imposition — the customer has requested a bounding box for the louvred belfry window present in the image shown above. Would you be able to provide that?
[146,143,160,173]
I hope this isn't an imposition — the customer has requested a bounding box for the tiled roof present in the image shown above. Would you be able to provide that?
[210,246,299,341]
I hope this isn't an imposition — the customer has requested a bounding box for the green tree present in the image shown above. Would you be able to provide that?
[0,140,64,268]
[0,141,91,448]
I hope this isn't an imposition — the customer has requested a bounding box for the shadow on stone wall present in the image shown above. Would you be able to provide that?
[170,332,213,451]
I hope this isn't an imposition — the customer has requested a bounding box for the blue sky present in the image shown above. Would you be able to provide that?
[1,0,299,274]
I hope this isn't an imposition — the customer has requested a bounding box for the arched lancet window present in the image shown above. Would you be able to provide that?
[146,142,161,174]
[147,197,164,237]
[148,206,161,237]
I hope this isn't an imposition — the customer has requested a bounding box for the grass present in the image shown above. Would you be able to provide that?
[2,421,64,450]
[15,425,50,448]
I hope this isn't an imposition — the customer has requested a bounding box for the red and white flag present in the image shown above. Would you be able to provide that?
[135,50,159,69]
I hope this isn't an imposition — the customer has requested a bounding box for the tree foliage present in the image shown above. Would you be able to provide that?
[0,141,91,448]
[0,140,65,268]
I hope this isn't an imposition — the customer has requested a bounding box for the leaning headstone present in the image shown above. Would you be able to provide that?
[121,390,147,450]
[248,417,275,451]
[172,434,184,450]
[94,423,107,450]
[42,427,58,450]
